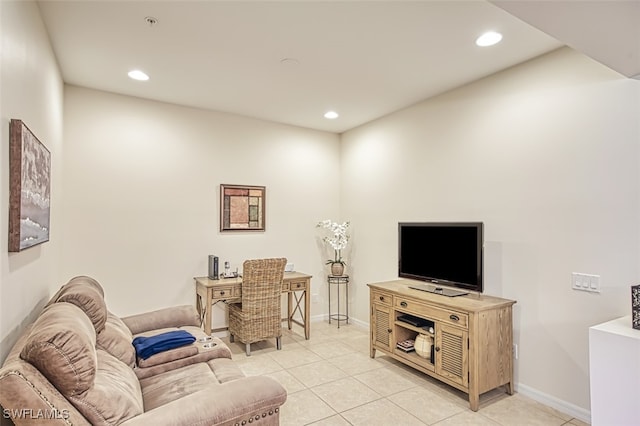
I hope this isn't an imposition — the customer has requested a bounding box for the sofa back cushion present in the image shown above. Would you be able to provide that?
[47,276,108,333]
[97,311,136,368]
[20,302,98,396]
[0,323,92,425]
[72,350,143,425]
[20,302,144,425]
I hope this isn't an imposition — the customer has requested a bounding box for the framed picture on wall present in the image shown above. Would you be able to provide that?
[220,184,265,231]
[8,119,51,252]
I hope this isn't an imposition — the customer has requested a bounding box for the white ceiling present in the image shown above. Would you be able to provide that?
[36,1,637,134]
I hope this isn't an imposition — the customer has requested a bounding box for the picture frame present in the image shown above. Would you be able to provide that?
[632,285,640,330]
[220,184,265,231]
[8,119,51,252]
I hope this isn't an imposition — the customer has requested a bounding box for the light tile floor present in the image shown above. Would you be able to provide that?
[220,322,589,426]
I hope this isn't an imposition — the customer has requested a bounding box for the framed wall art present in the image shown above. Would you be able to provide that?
[633,285,640,330]
[8,119,51,252]
[220,184,265,231]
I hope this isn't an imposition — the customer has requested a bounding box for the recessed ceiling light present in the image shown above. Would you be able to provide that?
[324,111,339,119]
[128,70,149,81]
[476,31,503,47]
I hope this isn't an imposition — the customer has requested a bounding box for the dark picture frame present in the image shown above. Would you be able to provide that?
[220,184,265,232]
[8,119,51,252]
[633,285,640,330]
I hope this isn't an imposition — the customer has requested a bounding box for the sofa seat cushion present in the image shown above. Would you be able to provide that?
[134,326,231,359]
[133,326,232,379]
[139,362,224,410]
[137,345,198,368]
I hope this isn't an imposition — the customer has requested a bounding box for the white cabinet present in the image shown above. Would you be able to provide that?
[589,316,640,425]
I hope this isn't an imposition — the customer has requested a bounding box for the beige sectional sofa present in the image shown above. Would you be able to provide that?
[0,276,287,425]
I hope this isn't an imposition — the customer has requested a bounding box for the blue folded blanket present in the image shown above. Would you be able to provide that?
[132,330,196,360]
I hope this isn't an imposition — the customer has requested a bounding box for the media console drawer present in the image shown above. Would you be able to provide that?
[394,297,469,329]
[371,290,392,306]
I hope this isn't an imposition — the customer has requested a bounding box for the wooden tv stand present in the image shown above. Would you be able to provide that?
[368,279,516,411]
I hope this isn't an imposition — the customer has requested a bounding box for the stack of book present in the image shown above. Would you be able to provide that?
[396,339,415,353]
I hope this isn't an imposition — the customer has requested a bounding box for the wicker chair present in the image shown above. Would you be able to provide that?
[228,258,287,356]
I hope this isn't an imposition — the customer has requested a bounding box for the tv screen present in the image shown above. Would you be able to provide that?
[398,222,483,293]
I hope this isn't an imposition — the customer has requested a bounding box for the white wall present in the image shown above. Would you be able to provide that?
[341,47,640,419]
[61,86,340,327]
[3,4,639,420]
[0,1,64,361]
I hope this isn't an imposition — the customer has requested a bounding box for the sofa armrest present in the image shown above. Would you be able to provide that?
[121,305,200,335]
[120,376,286,426]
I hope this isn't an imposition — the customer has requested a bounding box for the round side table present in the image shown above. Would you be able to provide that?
[328,275,349,328]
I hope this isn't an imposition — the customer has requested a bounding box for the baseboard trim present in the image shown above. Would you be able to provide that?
[516,383,591,424]
[310,315,369,330]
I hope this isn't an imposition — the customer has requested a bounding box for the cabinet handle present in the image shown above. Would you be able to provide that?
[449,314,459,321]
[220,291,225,296]
[400,301,408,307]
[435,346,440,352]
[387,329,392,333]
[379,296,385,302]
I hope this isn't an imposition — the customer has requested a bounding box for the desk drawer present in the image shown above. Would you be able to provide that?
[289,280,307,291]
[394,298,468,329]
[213,286,236,298]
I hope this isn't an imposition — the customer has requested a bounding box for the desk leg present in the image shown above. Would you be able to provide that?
[205,289,213,336]
[287,292,293,330]
[196,291,202,322]
[304,288,310,339]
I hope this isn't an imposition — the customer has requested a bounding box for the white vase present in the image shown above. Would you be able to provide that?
[414,333,433,360]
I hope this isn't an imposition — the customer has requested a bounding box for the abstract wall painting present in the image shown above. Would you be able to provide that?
[220,184,265,231]
[633,285,640,330]
[8,119,51,252]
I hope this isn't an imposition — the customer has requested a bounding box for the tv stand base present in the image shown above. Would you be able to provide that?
[369,279,516,411]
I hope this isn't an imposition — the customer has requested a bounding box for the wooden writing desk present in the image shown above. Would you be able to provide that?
[194,271,312,339]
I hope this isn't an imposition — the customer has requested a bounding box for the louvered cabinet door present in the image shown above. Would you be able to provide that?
[371,303,393,352]
[435,324,469,387]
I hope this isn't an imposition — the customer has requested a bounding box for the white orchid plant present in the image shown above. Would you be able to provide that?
[316,219,350,266]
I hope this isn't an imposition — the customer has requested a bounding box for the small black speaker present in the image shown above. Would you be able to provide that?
[208,255,219,280]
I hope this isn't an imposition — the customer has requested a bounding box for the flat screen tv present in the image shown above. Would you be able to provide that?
[398,222,483,295]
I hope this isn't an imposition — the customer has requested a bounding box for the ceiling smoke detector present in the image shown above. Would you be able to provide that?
[145,16,158,27]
